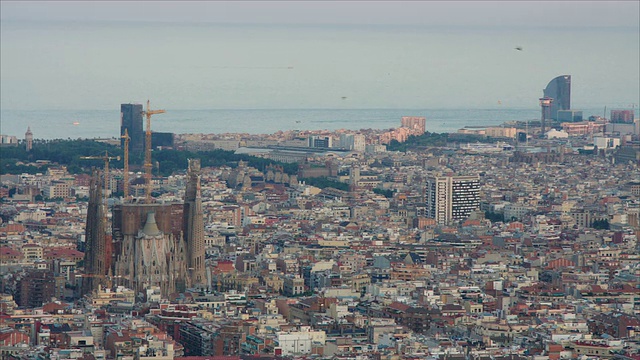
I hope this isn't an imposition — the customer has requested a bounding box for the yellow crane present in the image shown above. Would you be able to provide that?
[120,129,130,199]
[80,151,120,199]
[142,100,166,203]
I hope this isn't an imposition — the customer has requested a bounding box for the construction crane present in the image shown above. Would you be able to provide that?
[80,151,121,200]
[120,129,130,199]
[142,100,166,203]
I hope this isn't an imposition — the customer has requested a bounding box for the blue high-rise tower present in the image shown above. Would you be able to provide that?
[120,104,144,153]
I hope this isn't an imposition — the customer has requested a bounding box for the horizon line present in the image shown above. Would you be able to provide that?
[2,106,624,112]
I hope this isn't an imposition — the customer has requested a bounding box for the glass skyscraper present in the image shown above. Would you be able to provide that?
[543,75,571,120]
[120,103,144,153]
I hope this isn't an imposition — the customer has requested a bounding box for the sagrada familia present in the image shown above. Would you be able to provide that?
[83,159,206,298]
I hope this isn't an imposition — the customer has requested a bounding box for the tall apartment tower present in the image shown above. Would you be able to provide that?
[426,175,480,225]
[183,159,206,288]
[120,104,144,153]
[15,269,56,308]
[25,126,33,152]
[543,75,571,120]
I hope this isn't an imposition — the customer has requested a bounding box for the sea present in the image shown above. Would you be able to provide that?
[0,108,609,141]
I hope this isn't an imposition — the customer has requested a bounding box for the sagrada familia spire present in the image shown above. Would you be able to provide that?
[183,159,206,288]
[82,169,109,294]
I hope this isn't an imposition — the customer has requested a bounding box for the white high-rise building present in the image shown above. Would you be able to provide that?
[426,175,480,225]
[352,134,365,152]
[339,134,366,152]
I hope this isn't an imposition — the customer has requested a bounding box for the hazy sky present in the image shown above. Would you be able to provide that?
[1,1,638,110]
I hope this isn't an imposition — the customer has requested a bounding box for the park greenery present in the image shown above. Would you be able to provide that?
[373,188,394,198]
[299,177,350,191]
[591,219,610,230]
[386,132,500,152]
[484,211,505,223]
[0,139,298,177]
[2,133,506,177]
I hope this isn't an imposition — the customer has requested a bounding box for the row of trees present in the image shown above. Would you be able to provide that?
[373,188,394,198]
[1,139,120,174]
[152,149,298,177]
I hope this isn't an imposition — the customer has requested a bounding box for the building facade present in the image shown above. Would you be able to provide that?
[43,180,71,199]
[339,134,365,152]
[308,136,333,148]
[15,269,56,308]
[112,203,188,297]
[401,116,426,134]
[426,175,480,225]
[611,109,635,123]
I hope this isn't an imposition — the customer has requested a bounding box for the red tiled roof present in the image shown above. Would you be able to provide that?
[0,247,22,257]
[0,224,25,233]
[44,248,83,259]
[388,302,411,312]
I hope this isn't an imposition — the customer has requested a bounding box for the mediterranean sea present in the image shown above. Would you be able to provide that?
[0,108,608,140]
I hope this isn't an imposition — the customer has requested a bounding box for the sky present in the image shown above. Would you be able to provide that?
[1,1,639,110]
